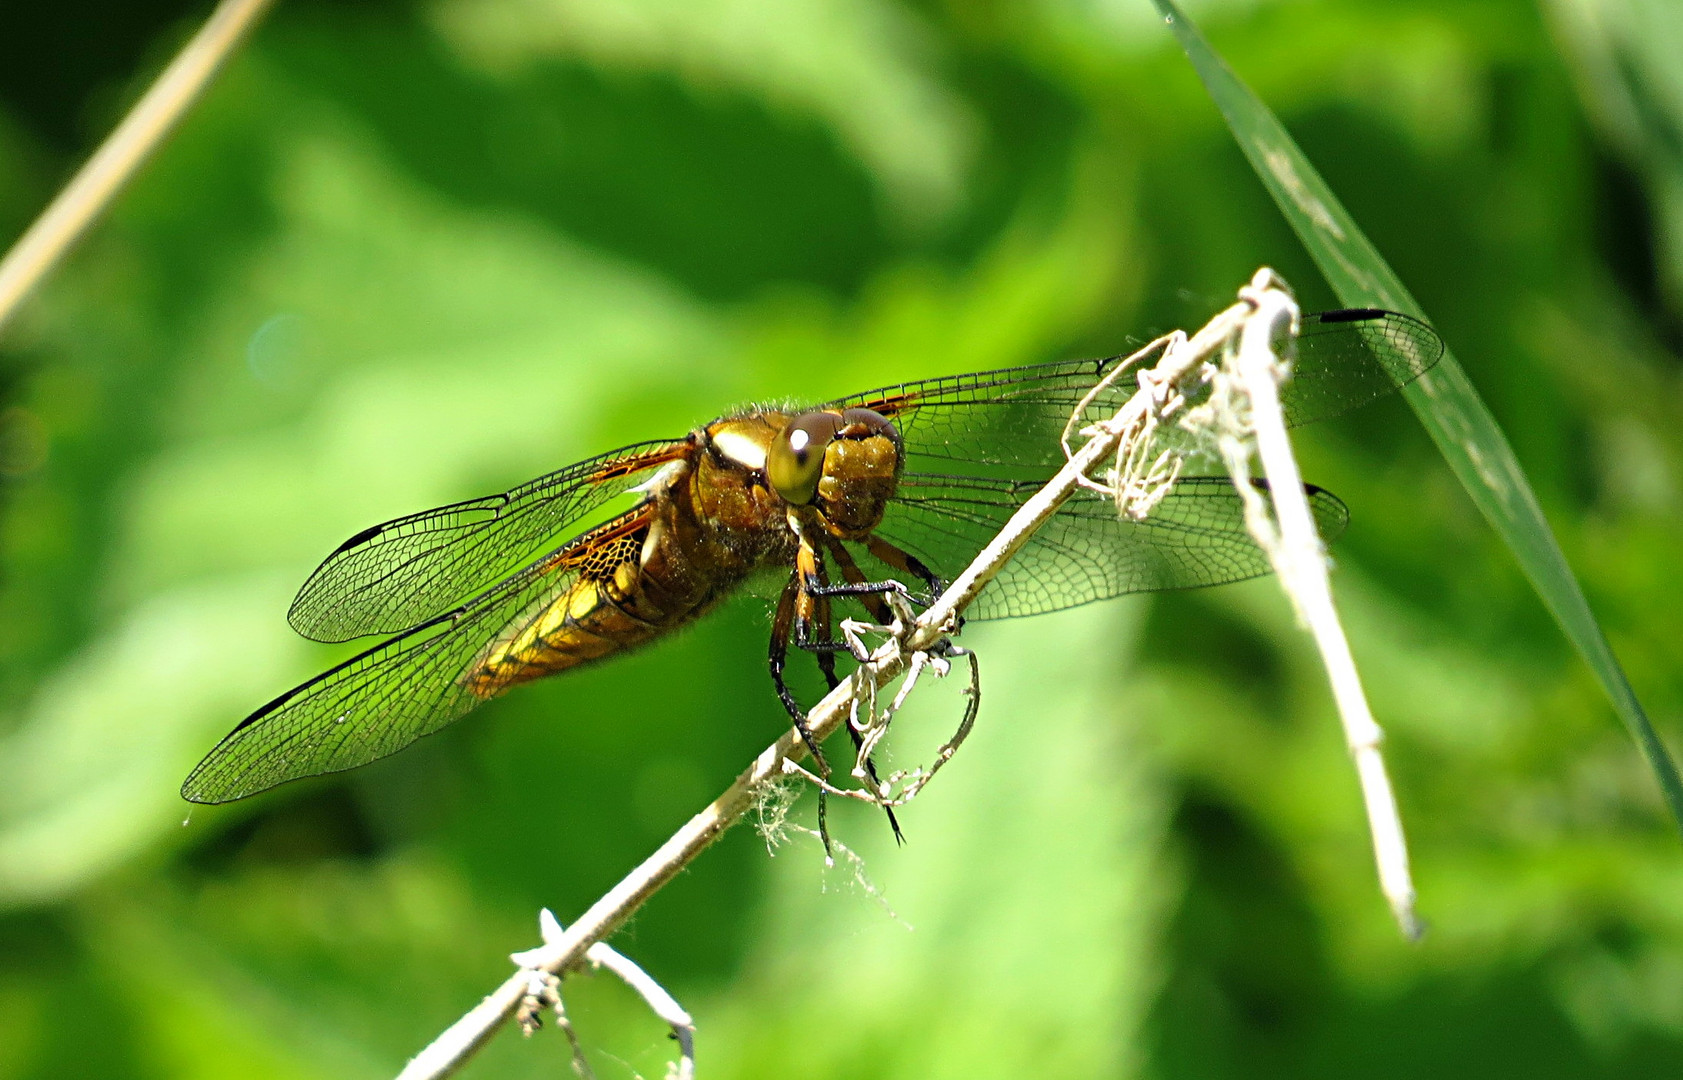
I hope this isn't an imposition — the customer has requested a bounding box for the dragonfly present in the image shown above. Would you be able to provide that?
[181,309,1443,805]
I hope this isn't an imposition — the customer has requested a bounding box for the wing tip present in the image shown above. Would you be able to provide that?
[285,601,353,643]
[179,776,235,805]
[1304,308,1446,368]
[1301,482,1352,540]
[332,522,384,556]
[179,751,257,804]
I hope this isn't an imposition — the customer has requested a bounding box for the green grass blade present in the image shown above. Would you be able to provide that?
[1151,0,1683,836]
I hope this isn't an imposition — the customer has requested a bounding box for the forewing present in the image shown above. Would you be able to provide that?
[289,439,690,642]
[834,357,1116,475]
[183,533,612,803]
[832,309,1443,477]
[1287,309,1444,426]
[866,474,1349,620]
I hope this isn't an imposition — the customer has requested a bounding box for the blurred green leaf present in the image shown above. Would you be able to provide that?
[5,2,1683,1077]
[1546,0,1683,307]
[0,115,731,907]
[427,0,977,228]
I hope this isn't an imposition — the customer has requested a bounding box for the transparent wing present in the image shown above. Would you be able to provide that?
[1284,308,1445,427]
[181,506,659,804]
[288,439,691,643]
[834,309,1443,478]
[862,475,1348,620]
[826,309,1432,616]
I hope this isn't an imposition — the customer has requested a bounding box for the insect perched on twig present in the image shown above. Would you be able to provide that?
[181,309,1442,810]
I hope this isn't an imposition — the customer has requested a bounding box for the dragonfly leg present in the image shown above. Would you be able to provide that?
[769,571,831,771]
[809,555,841,690]
[799,535,948,640]
[791,534,877,655]
[769,567,834,857]
[864,534,964,638]
[820,536,894,625]
[862,534,945,602]
[808,536,965,667]
[804,576,915,607]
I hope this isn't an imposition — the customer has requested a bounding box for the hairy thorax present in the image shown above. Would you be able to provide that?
[468,409,903,697]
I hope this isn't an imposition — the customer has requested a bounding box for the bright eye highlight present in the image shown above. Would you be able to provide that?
[767,412,838,505]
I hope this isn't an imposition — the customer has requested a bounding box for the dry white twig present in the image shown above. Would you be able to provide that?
[0,0,277,339]
[1206,271,1420,936]
[396,273,1411,1078]
[509,909,696,1080]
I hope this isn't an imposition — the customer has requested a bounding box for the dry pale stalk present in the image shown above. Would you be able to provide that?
[0,0,277,339]
[1211,270,1420,937]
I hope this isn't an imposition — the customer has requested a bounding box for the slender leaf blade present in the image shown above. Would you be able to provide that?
[1152,0,1683,835]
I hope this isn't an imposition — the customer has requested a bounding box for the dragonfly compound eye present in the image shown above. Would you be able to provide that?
[768,411,842,506]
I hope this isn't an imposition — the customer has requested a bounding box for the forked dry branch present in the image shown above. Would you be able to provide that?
[398,269,1418,1080]
[509,909,696,1080]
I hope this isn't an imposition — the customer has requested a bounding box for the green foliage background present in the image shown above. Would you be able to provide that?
[3,0,1682,1076]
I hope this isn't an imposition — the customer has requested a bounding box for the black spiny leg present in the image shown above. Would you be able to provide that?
[863,534,969,659]
[864,534,947,609]
[770,566,834,857]
[769,571,829,774]
[797,536,941,631]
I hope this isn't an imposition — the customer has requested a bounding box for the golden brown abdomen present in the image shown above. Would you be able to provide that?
[466,555,664,697]
[463,504,782,698]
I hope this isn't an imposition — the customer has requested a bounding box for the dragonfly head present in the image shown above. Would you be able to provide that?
[769,407,902,537]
